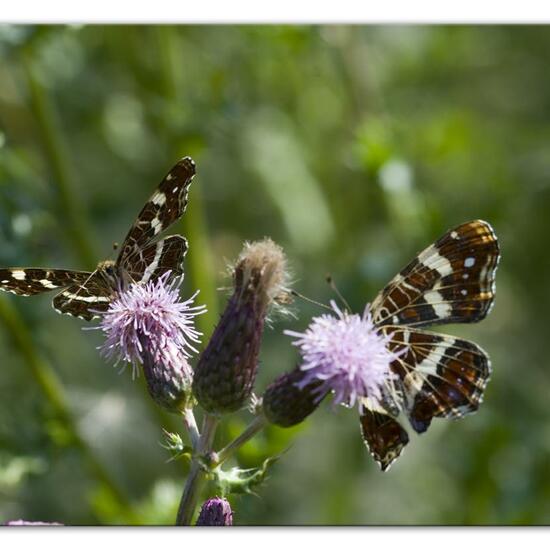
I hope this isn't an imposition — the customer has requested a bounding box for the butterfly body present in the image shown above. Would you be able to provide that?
[0,157,196,321]
[360,220,500,471]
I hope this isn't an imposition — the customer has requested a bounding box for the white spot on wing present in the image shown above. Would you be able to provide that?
[464,257,475,268]
[141,241,164,283]
[416,341,451,376]
[418,246,453,277]
[40,279,58,289]
[423,289,452,318]
[151,217,162,234]
[152,192,166,206]
[11,270,26,280]
[63,293,111,303]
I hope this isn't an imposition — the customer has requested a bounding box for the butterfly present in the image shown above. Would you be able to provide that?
[0,157,196,321]
[359,220,500,471]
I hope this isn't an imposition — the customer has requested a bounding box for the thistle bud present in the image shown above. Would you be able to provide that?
[195,497,233,526]
[193,239,288,414]
[141,352,193,412]
[263,368,327,427]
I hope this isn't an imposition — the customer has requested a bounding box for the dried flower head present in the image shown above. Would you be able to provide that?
[285,301,401,409]
[233,238,289,309]
[97,272,206,411]
[193,239,289,414]
[195,497,233,526]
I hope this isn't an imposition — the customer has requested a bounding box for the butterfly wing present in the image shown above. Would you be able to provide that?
[116,157,196,272]
[362,220,499,470]
[360,398,409,472]
[370,220,500,328]
[381,327,491,434]
[52,272,115,321]
[123,235,188,285]
[0,268,92,296]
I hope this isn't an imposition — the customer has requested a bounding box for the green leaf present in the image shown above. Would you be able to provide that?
[161,429,193,462]
[212,455,281,496]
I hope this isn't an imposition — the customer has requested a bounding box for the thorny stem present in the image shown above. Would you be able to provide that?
[176,414,219,525]
[215,415,268,467]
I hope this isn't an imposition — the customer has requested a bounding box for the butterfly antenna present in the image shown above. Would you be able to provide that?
[326,274,352,313]
[290,289,333,312]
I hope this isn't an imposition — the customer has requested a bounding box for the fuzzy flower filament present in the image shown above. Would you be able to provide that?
[98,272,206,411]
[285,301,401,409]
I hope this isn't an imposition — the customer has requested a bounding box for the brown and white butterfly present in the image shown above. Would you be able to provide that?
[0,157,196,321]
[360,220,500,471]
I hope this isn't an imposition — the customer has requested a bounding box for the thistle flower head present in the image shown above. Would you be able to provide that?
[234,238,288,301]
[193,239,289,415]
[97,272,206,411]
[285,301,400,409]
[99,272,205,370]
[195,497,233,526]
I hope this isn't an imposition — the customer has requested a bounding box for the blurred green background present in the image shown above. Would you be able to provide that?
[0,25,548,525]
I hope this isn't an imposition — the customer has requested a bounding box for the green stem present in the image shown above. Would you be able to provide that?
[182,407,200,450]
[0,295,133,518]
[215,415,267,467]
[176,414,218,526]
[21,48,97,268]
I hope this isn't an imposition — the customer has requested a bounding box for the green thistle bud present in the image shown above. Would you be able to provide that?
[193,239,288,414]
[263,368,326,427]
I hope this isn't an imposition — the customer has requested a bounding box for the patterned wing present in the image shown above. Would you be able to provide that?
[123,235,188,284]
[53,272,115,321]
[360,398,409,472]
[0,268,91,296]
[116,157,196,271]
[371,220,500,328]
[381,327,491,435]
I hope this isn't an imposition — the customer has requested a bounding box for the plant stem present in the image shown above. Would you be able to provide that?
[176,414,219,525]
[182,408,200,450]
[215,415,268,467]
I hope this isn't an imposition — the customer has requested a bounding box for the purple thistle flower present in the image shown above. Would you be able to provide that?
[285,301,401,409]
[97,272,206,411]
[195,497,233,526]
